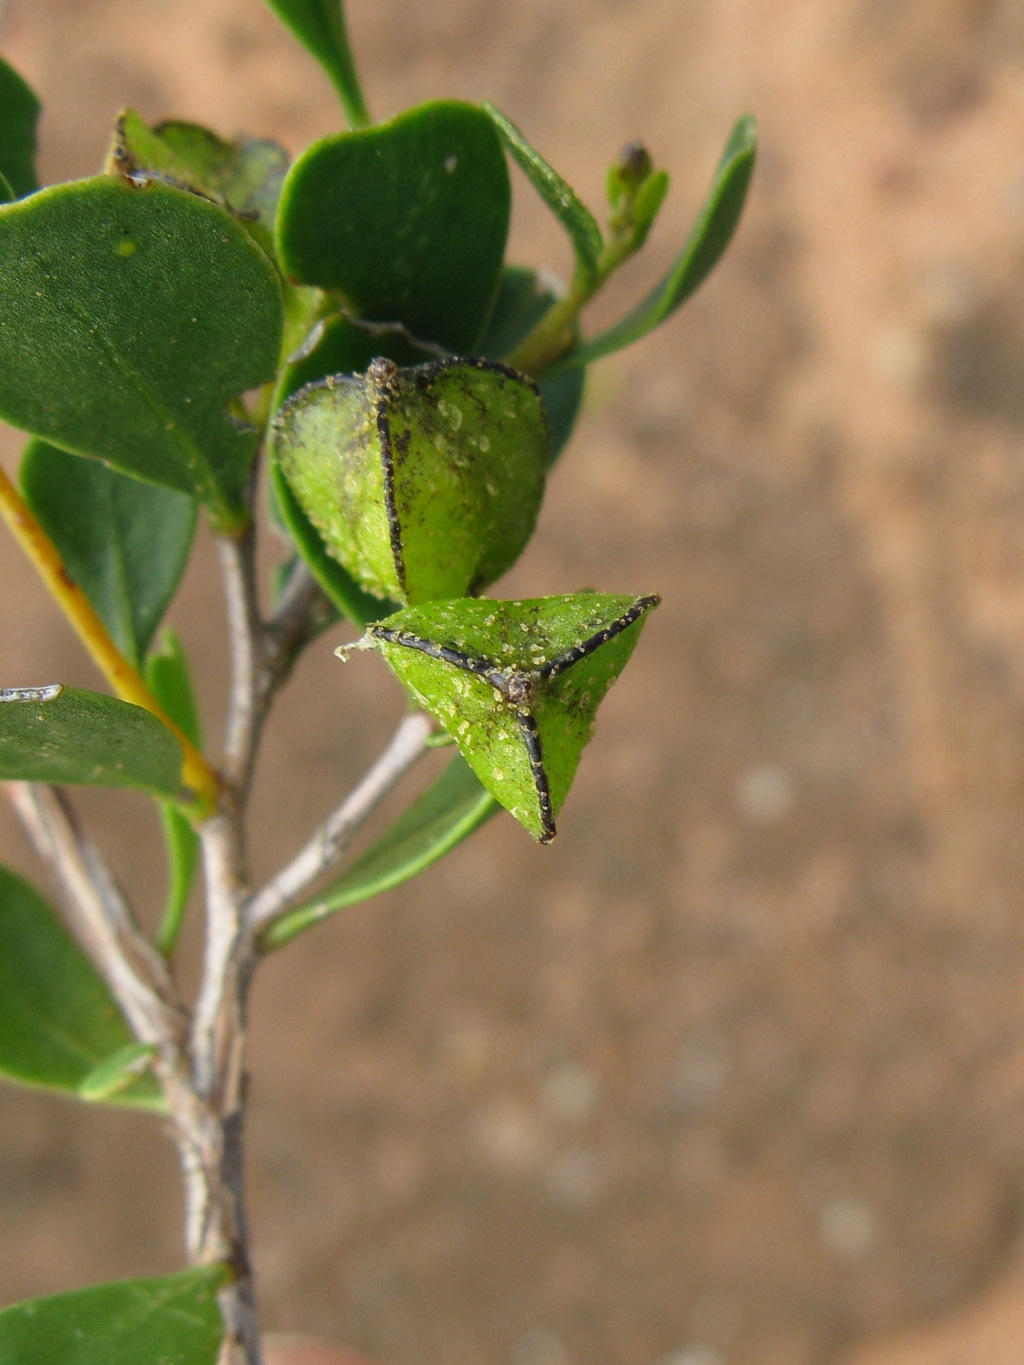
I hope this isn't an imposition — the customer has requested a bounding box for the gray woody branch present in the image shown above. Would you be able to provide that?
[246,710,433,936]
[6,781,186,1049]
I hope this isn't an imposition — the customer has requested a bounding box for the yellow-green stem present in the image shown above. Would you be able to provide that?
[0,463,221,814]
[504,233,639,377]
[504,275,592,376]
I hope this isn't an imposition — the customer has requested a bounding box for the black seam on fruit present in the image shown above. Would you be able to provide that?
[374,398,407,599]
[516,708,555,843]
[539,595,660,680]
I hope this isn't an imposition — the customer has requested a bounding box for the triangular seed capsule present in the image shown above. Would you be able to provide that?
[350,593,660,841]
[272,356,549,605]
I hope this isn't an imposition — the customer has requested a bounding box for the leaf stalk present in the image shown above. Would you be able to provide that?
[0,464,221,814]
[504,228,641,376]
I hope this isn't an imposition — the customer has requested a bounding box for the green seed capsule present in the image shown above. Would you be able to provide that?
[346,592,659,841]
[272,356,550,605]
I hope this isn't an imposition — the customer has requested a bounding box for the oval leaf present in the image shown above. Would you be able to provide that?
[20,439,197,668]
[0,863,162,1109]
[0,55,40,198]
[0,176,283,525]
[277,101,510,354]
[559,116,757,370]
[263,755,499,948]
[273,357,549,604]
[482,104,602,283]
[0,686,183,797]
[0,1267,225,1365]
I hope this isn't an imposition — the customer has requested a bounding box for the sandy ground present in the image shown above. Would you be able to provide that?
[2,1,1024,1363]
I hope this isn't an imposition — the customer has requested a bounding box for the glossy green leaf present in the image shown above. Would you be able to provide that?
[270,460,391,628]
[20,439,196,669]
[263,755,499,948]
[0,55,40,198]
[0,864,163,1109]
[260,0,369,127]
[360,593,659,841]
[145,631,201,955]
[0,685,183,797]
[0,1266,225,1365]
[273,357,549,605]
[0,176,283,526]
[482,104,602,283]
[108,110,289,250]
[277,101,510,353]
[558,115,757,370]
[480,265,586,461]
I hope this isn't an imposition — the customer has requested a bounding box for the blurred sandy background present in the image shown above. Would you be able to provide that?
[2,1,1024,1363]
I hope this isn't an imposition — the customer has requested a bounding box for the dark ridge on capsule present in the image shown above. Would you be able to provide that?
[373,382,408,599]
[371,627,506,688]
[406,354,543,400]
[370,629,538,703]
[371,627,477,673]
[516,708,555,842]
[539,594,660,681]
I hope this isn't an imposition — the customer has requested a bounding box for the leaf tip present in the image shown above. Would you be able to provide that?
[729,113,759,160]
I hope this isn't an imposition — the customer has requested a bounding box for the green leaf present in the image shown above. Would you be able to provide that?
[272,357,549,605]
[360,593,660,841]
[559,115,757,370]
[0,176,283,526]
[78,1042,157,1103]
[480,265,586,461]
[20,439,196,669]
[108,110,289,251]
[259,0,369,128]
[0,55,40,198]
[277,101,510,354]
[263,755,498,949]
[0,685,183,797]
[628,167,670,250]
[145,632,201,955]
[156,122,289,233]
[0,1266,225,1365]
[145,630,201,748]
[482,104,602,284]
[270,459,391,628]
[0,864,163,1109]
